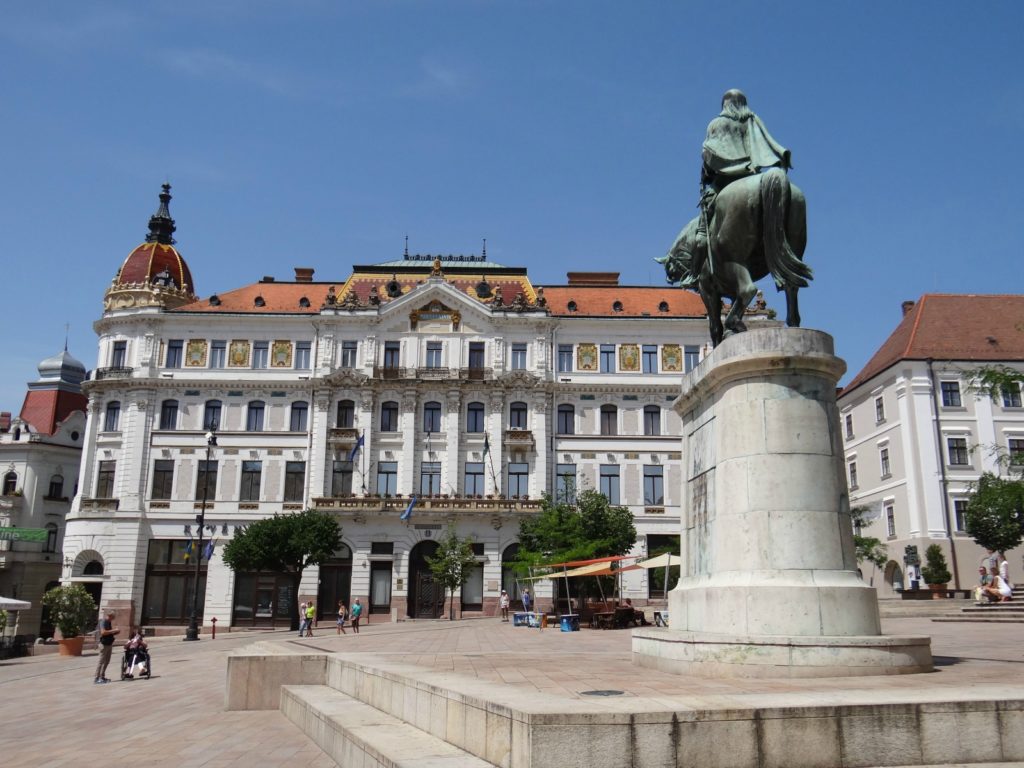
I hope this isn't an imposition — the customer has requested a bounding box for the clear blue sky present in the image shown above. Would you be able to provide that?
[2,1,1022,410]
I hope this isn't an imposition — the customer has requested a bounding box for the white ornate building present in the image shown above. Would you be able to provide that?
[839,295,1024,594]
[62,186,723,630]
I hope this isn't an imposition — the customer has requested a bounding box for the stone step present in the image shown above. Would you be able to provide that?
[960,606,1024,614]
[281,684,495,768]
[932,617,1024,624]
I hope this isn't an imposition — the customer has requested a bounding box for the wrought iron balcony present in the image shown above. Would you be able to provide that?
[372,365,411,380]
[460,367,492,381]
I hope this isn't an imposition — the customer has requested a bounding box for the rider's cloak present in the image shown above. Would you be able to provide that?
[702,112,791,181]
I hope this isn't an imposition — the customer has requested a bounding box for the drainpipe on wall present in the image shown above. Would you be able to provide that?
[926,358,961,588]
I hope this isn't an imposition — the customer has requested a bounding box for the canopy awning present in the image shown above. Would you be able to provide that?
[540,555,630,569]
[632,552,681,570]
[522,558,638,580]
[0,596,31,611]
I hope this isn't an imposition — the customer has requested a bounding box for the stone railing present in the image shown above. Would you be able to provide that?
[328,427,360,444]
[312,495,543,514]
[80,497,120,511]
[503,429,535,448]
[92,366,134,380]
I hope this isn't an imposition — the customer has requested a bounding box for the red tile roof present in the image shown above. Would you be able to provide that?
[542,286,706,317]
[844,294,1024,392]
[116,242,195,294]
[176,283,329,313]
[19,389,87,435]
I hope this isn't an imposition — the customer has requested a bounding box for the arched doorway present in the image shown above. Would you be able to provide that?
[501,543,523,609]
[884,560,905,596]
[317,543,353,621]
[407,540,443,619]
[38,580,60,639]
[81,559,105,632]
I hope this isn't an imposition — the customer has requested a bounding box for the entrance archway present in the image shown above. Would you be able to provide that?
[318,543,353,621]
[883,560,905,596]
[407,540,443,619]
[501,543,522,609]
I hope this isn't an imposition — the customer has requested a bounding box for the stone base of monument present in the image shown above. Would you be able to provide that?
[631,326,932,677]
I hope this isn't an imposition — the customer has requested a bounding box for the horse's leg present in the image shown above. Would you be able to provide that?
[785,285,801,328]
[700,283,723,347]
[723,265,757,336]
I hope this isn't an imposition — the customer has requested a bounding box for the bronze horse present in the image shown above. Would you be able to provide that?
[658,168,811,346]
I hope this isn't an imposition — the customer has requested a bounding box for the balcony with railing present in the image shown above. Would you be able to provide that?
[92,367,134,381]
[79,497,120,512]
[328,427,360,446]
[312,494,543,515]
[503,428,535,449]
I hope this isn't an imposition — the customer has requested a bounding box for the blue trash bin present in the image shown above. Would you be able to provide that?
[560,614,580,632]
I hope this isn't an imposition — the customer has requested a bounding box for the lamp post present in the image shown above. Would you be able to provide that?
[185,426,217,641]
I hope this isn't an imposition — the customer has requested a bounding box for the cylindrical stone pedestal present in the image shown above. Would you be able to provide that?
[633,327,932,677]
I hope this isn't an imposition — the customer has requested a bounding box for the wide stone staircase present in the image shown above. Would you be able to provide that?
[932,586,1024,624]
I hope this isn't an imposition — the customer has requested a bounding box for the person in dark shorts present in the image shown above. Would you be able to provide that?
[94,610,120,684]
[350,598,362,633]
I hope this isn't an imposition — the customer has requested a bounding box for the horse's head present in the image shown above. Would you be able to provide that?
[657,217,700,286]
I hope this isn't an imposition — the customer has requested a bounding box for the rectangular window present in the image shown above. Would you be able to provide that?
[151,460,174,500]
[423,402,442,433]
[240,461,262,502]
[425,342,443,368]
[509,402,528,429]
[103,402,121,432]
[947,437,969,466]
[599,464,620,505]
[160,400,178,431]
[511,343,527,370]
[464,462,485,496]
[246,403,265,432]
[1004,384,1023,409]
[600,344,616,373]
[383,341,400,368]
[210,340,226,369]
[643,465,664,506]
[845,414,854,440]
[252,341,269,369]
[96,461,116,498]
[111,340,127,368]
[466,403,485,433]
[420,461,441,495]
[377,461,398,496]
[954,499,968,532]
[875,397,885,423]
[380,402,399,432]
[684,345,700,373]
[848,461,858,489]
[556,463,576,503]
[290,402,309,432]
[885,504,896,537]
[370,562,393,614]
[557,405,574,435]
[461,563,483,610]
[642,345,658,373]
[941,381,962,407]
[468,341,485,369]
[558,344,573,373]
[284,461,305,502]
[196,460,218,501]
[166,339,183,368]
[1009,438,1024,466]
[600,406,617,436]
[332,460,353,497]
[340,341,358,369]
[295,341,311,370]
[370,541,394,555]
[880,447,891,477]
[643,407,661,436]
[507,462,529,497]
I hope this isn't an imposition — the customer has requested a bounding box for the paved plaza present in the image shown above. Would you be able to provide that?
[2,615,1023,767]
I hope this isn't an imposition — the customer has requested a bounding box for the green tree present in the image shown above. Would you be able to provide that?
[921,543,952,586]
[426,525,479,621]
[518,489,637,567]
[850,505,888,569]
[221,509,342,630]
[965,472,1024,554]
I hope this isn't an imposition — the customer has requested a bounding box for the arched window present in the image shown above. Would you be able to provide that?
[612,300,623,313]
[509,401,528,430]
[3,471,17,495]
[600,404,618,436]
[658,301,669,312]
[83,560,104,575]
[159,399,179,430]
[643,405,661,436]
[203,400,222,430]
[567,300,577,312]
[380,401,399,432]
[48,474,64,499]
[103,401,121,432]
[423,401,442,433]
[246,401,265,432]
[466,402,485,433]
[290,401,309,432]
[557,404,575,435]
[336,399,355,428]
[44,523,59,553]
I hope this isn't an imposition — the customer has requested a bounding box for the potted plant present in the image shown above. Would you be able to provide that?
[41,584,97,656]
[921,544,952,599]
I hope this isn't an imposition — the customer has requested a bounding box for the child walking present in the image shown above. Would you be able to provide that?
[336,601,348,634]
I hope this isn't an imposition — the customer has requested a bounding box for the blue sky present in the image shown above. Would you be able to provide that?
[2,1,1022,410]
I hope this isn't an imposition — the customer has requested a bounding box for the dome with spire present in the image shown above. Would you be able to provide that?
[104,184,197,311]
[37,348,86,386]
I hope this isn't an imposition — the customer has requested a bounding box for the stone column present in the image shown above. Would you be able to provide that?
[399,391,418,496]
[633,328,932,677]
[445,390,461,495]
[488,393,505,496]
[309,391,331,498]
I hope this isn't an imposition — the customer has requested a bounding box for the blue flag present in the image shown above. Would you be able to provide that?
[400,495,418,521]
[348,431,365,462]
[184,538,193,562]
[203,540,215,561]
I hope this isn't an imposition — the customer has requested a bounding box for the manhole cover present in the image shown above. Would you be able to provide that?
[581,689,624,697]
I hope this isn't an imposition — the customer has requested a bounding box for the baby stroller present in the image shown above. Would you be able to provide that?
[120,643,152,680]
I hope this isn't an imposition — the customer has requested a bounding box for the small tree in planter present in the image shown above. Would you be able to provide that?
[920,544,952,598]
[41,584,97,654]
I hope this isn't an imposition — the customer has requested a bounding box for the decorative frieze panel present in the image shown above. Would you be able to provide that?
[577,343,598,371]
[185,340,208,367]
[271,341,293,367]
[661,344,682,372]
[228,340,251,367]
[619,344,640,372]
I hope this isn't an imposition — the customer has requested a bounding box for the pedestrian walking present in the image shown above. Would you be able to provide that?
[94,610,120,684]
[298,601,307,636]
[304,601,316,636]
[336,601,348,635]
[499,590,510,622]
[350,598,362,633]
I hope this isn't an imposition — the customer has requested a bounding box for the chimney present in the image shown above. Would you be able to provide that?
[901,300,915,316]
[294,267,314,283]
[566,272,620,287]
[261,276,275,283]
[0,412,10,433]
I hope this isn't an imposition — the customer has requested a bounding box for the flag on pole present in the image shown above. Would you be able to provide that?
[203,540,215,561]
[483,433,490,457]
[348,431,365,462]
[183,538,193,562]
[400,495,418,521]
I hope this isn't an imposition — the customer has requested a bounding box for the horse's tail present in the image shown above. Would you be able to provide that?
[761,168,812,289]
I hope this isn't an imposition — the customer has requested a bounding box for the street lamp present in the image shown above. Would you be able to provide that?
[185,425,217,641]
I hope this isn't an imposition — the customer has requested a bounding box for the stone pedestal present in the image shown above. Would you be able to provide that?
[633,327,932,677]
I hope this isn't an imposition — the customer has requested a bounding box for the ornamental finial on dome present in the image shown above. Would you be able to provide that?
[145,183,177,245]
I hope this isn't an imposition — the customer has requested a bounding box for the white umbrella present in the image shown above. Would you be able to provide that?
[0,597,31,611]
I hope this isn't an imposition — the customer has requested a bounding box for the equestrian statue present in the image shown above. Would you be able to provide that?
[658,89,812,347]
